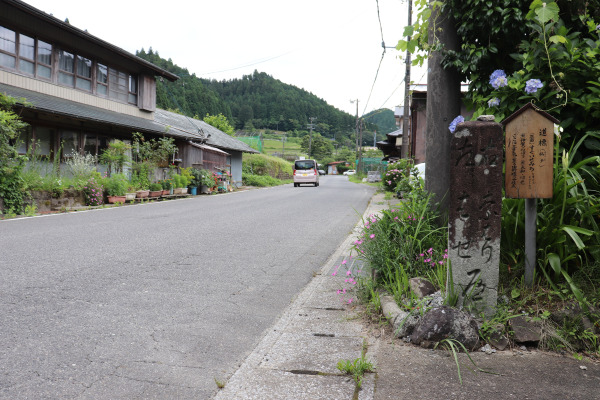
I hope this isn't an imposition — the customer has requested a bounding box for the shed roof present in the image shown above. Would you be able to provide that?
[189,142,229,156]
[154,109,258,153]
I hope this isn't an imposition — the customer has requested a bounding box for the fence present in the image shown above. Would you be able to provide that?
[356,157,388,174]
[236,136,263,153]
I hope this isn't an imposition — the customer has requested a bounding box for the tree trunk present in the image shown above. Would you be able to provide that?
[425,4,461,216]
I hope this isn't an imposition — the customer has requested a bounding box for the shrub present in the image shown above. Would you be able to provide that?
[242,153,293,178]
[104,173,128,196]
[383,159,415,192]
[149,182,162,191]
[242,173,282,187]
[353,185,447,302]
[66,152,97,182]
[81,175,104,206]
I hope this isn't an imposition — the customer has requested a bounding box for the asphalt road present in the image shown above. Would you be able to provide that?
[0,175,375,399]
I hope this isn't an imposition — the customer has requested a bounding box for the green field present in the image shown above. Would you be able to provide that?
[262,138,307,159]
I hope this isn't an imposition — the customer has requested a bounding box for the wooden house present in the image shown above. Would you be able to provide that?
[0,0,257,187]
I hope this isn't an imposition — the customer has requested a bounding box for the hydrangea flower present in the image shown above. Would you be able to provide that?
[487,97,500,108]
[525,79,544,94]
[489,69,507,89]
[448,115,464,133]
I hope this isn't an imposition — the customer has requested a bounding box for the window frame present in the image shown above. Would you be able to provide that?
[0,23,143,106]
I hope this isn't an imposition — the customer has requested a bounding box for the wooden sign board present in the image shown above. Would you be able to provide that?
[502,104,558,199]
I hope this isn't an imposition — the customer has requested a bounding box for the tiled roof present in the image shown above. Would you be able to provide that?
[0,83,257,153]
[154,109,258,153]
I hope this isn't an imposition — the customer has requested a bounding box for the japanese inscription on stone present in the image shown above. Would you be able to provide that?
[504,105,555,199]
[448,117,502,317]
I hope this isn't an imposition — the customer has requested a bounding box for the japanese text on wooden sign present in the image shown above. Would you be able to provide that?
[504,105,556,199]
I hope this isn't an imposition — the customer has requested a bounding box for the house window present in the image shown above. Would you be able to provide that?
[58,50,75,86]
[36,40,52,79]
[0,24,143,106]
[128,75,137,104]
[15,127,32,155]
[18,34,35,75]
[34,127,54,157]
[60,131,79,158]
[0,26,16,69]
[75,55,92,91]
[108,68,128,103]
[97,63,108,96]
[97,136,109,157]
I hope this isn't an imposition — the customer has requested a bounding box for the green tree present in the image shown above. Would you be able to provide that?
[300,133,334,160]
[203,113,235,135]
[0,93,28,213]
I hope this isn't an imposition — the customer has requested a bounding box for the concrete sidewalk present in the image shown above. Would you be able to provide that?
[214,192,600,400]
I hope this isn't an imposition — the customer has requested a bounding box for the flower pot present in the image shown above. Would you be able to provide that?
[189,186,197,196]
[173,188,183,195]
[149,190,162,198]
[107,195,126,204]
[136,190,149,198]
[162,189,170,196]
[125,192,136,202]
[180,187,188,194]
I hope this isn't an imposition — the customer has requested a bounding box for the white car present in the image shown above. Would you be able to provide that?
[343,170,356,176]
[415,163,425,182]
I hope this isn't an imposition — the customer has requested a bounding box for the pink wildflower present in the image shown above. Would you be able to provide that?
[370,234,375,239]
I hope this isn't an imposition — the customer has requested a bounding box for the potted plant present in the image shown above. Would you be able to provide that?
[105,173,128,204]
[149,182,162,198]
[179,174,189,194]
[136,187,150,198]
[200,169,215,194]
[160,179,171,196]
[189,168,204,196]
[125,185,137,202]
[172,175,183,194]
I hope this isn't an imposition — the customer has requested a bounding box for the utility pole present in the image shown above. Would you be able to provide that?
[350,99,359,168]
[401,0,412,159]
[425,1,461,215]
[307,117,316,157]
[358,120,364,174]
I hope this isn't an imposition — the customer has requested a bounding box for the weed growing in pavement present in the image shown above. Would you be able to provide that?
[336,353,374,389]
[214,378,225,389]
[434,338,496,385]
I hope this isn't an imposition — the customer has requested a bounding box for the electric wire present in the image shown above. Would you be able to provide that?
[362,0,389,116]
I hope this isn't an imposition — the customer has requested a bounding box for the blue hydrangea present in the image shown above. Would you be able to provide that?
[489,70,507,89]
[487,97,500,108]
[525,79,544,94]
[449,115,464,133]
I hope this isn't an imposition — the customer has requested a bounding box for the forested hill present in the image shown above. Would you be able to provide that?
[136,48,395,141]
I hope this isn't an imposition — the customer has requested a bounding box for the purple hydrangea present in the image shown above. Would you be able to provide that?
[487,97,501,107]
[525,79,544,94]
[449,115,464,133]
[489,69,508,89]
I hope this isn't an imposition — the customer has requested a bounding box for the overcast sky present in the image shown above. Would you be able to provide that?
[23,0,426,116]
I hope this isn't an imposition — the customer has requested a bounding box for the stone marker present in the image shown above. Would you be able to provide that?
[448,116,503,317]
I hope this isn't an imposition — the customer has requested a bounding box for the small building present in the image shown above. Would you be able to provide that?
[377,85,471,165]
[326,161,350,175]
